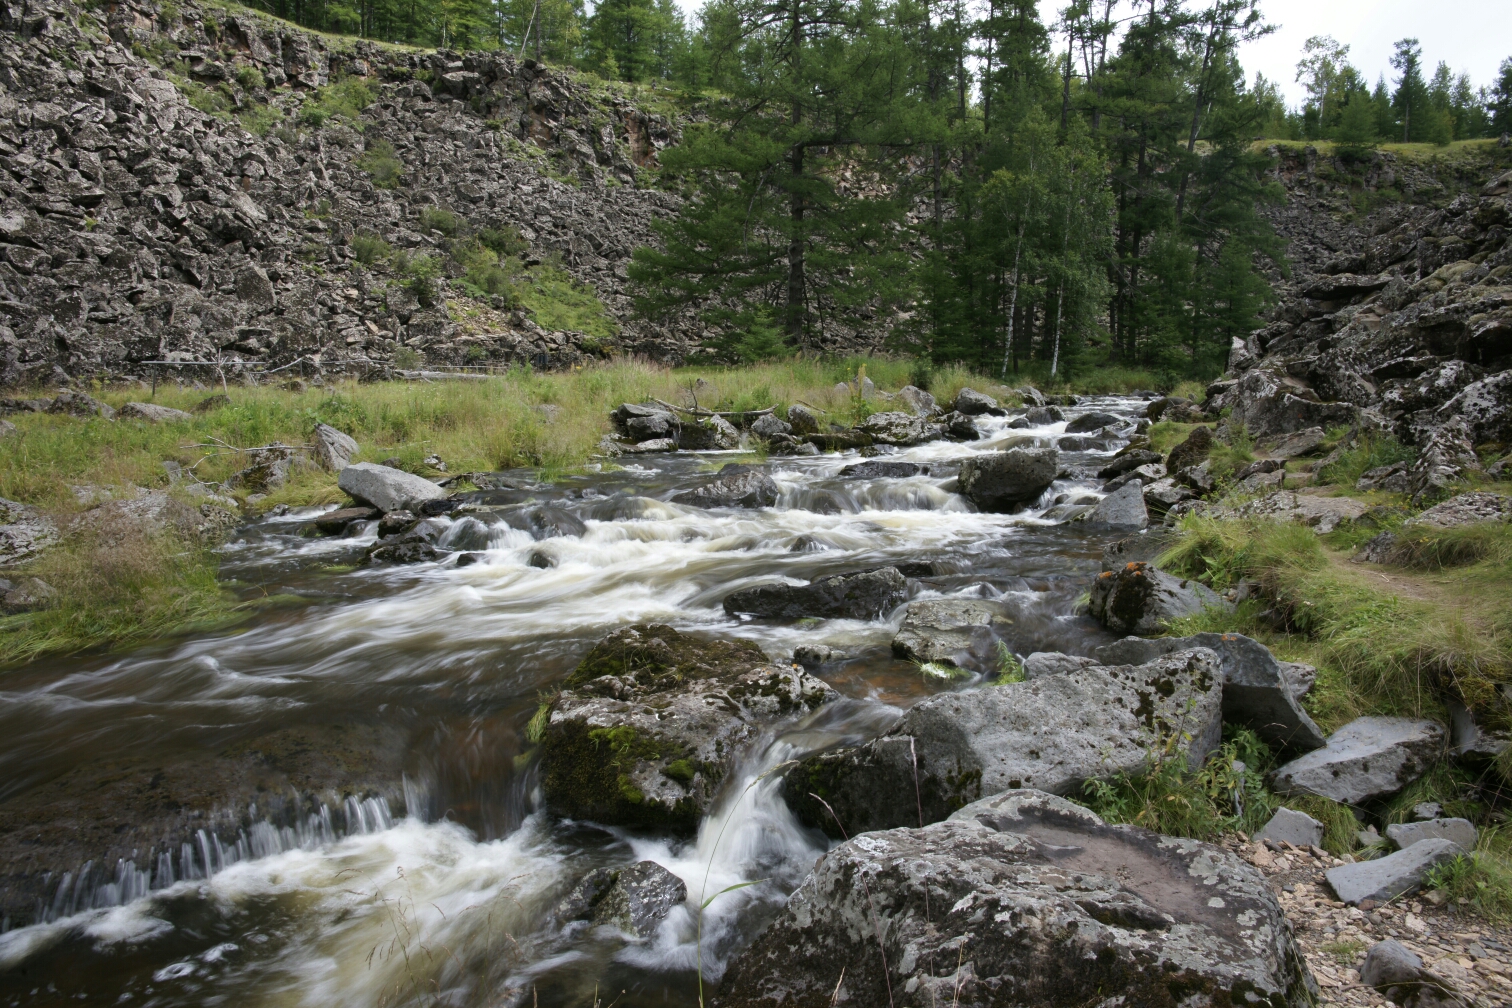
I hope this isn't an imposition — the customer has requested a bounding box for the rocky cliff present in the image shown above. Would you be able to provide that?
[0,0,714,387]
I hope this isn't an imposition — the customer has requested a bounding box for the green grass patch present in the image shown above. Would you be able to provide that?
[516,263,618,341]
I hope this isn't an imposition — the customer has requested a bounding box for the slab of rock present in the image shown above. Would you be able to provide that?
[611,402,676,439]
[1144,477,1197,513]
[957,447,1059,512]
[313,506,380,534]
[1409,491,1512,529]
[723,567,908,621]
[671,463,779,509]
[839,460,927,479]
[46,390,115,419]
[895,384,938,416]
[951,387,1003,415]
[1064,410,1123,433]
[785,649,1224,835]
[1166,425,1214,472]
[891,598,1012,665]
[118,402,193,423]
[1325,838,1464,906]
[1094,633,1326,753]
[0,497,60,566]
[1360,939,1468,1008]
[1265,426,1328,459]
[1386,818,1478,852]
[540,625,834,833]
[1208,490,1368,534]
[721,789,1316,1008]
[1271,716,1445,804]
[857,410,932,445]
[338,462,448,513]
[312,422,359,471]
[785,404,819,434]
[1088,561,1230,635]
[1085,481,1149,529]
[554,860,687,940]
[1254,807,1325,848]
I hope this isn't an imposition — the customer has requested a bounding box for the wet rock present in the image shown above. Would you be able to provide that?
[721,789,1315,1008]
[1254,807,1325,847]
[938,410,980,439]
[1084,481,1149,529]
[672,463,780,509]
[895,384,938,416]
[1165,425,1214,473]
[793,644,840,668]
[554,860,687,940]
[1103,463,1166,492]
[1094,633,1326,753]
[677,414,739,450]
[365,532,438,564]
[1023,405,1063,425]
[857,411,932,445]
[1386,818,1478,852]
[627,411,679,442]
[890,598,1012,665]
[1098,449,1164,479]
[1088,562,1230,635]
[540,624,834,832]
[957,447,1058,512]
[312,422,359,471]
[723,567,908,621]
[313,506,379,534]
[118,402,193,423]
[1326,839,1465,907]
[0,575,57,613]
[1271,717,1446,804]
[1016,385,1048,407]
[1064,410,1123,433]
[338,462,449,513]
[377,510,418,537]
[456,552,488,568]
[46,391,115,420]
[527,506,588,539]
[619,437,678,454]
[0,497,60,566]
[1022,651,1098,678]
[1142,477,1198,514]
[1360,939,1468,1008]
[951,387,1003,415]
[1056,433,1112,451]
[839,460,926,479]
[785,649,1224,835]
[1264,426,1328,459]
[785,404,820,435]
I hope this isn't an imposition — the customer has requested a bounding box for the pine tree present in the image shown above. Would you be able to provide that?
[1491,58,1512,136]
[1390,38,1428,142]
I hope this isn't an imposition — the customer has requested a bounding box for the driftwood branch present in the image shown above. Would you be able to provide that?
[650,398,778,419]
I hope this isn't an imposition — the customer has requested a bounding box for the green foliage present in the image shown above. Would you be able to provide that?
[237,102,283,136]
[357,138,404,189]
[517,263,617,340]
[1424,838,1512,922]
[704,311,790,364]
[1315,433,1416,487]
[399,253,443,305]
[418,206,464,237]
[300,78,374,128]
[351,232,392,265]
[235,65,266,91]
[477,226,528,258]
[993,643,1025,684]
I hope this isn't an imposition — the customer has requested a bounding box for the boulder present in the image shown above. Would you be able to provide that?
[1094,633,1326,753]
[793,644,841,668]
[748,413,792,438]
[857,411,931,445]
[0,576,57,614]
[627,411,678,442]
[951,387,1003,415]
[839,460,926,479]
[1143,477,1197,514]
[723,567,908,621]
[1325,839,1464,906]
[671,463,780,509]
[377,510,417,537]
[611,402,676,437]
[619,437,678,454]
[1023,405,1062,425]
[1016,385,1048,407]
[192,394,231,413]
[1360,939,1468,1008]
[721,789,1315,1008]
[1099,448,1164,478]
[1064,410,1123,434]
[312,506,379,534]
[365,533,438,564]
[1165,425,1214,473]
[1084,481,1149,529]
[957,447,1058,512]
[311,422,359,471]
[890,598,1012,665]
[0,497,60,566]
[785,404,820,434]
[338,462,448,513]
[1356,461,1412,492]
[938,410,980,439]
[1271,717,1446,804]
[69,488,234,546]
[1410,491,1512,529]
[1088,562,1230,635]
[785,649,1224,835]
[1206,490,1368,534]
[46,391,114,419]
[118,402,193,423]
[540,625,834,832]
[553,860,687,940]
[224,446,312,495]
[895,384,938,416]
[1386,818,1477,852]
[1022,651,1098,678]
[1254,807,1325,848]
[1104,462,1166,492]
[1264,426,1328,459]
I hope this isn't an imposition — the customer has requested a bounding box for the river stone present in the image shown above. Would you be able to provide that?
[1023,405,1063,424]
[1084,481,1149,529]
[840,460,926,479]
[723,567,908,621]
[938,410,980,439]
[311,422,359,471]
[858,410,932,445]
[785,648,1224,836]
[1270,716,1446,804]
[671,463,780,509]
[1166,425,1214,473]
[1088,562,1231,635]
[540,624,834,833]
[554,860,687,940]
[957,447,1059,512]
[118,402,193,423]
[1064,410,1123,433]
[951,387,1003,415]
[365,532,438,564]
[895,384,938,416]
[1325,839,1465,907]
[1254,807,1326,848]
[720,789,1316,1008]
[1094,633,1327,753]
[1022,651,1099,678]
[338,462,448,513]
[748,413,792,439]
[313,506,379,534]
[891,598,1012,665]
[1386,818,1478,852]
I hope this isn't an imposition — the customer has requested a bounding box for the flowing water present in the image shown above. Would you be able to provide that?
[0,395,1152,1007]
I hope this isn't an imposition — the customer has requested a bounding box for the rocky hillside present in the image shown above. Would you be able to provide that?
[0,0,720,387]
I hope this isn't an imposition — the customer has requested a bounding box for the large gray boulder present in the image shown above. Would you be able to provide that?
[553,860,686,940]
[671,463,780,509]
[338,462,448,513]
[951,387,1003,415]
[540,625,834,833]
[957,447,1059,512]
[895,384,938,416]
[748,412,792,438]
[1360,939,1469,1007]
[1271,717,1445,804]
[1386,818,1477,852]
[1084,481,1149,529]
[857,410,932,445]
[1087,561,1231,635]
[723,567,908,621]
[312,422,359,471]
[890,598,1012,665]
[785,404,819,434]
[1094,633,1326,753]
[1064,410,1123,433]
[676,413,740,450]
[1325,839,1464,906]
[720,789,1316,1008]
[785,648,1224,836]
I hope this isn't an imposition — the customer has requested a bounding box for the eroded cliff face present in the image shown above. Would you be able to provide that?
[0,0,711,386]
[1213,144,1512,499]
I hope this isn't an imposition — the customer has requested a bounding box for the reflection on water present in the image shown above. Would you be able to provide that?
[0,396,1148,1006]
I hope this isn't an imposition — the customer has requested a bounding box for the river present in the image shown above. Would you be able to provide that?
[0,395,1150,1006]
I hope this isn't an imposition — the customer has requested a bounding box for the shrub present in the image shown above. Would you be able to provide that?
[1316,433,1416,487]
[300,77,374,128]
[419,206,463,237]
[235,66,265,91]
[402,254,443,305]
[238,103,282,136]
[357,138,404,189]
[478,226,527,257]
[350,232,391,265]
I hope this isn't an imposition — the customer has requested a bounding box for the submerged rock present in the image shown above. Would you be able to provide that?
[720,789,1316,1008]
[890,597,1012,665]
[540,625,834,832]
[723,567,909,621]
[671,463,780,509]
[554,860,687,940]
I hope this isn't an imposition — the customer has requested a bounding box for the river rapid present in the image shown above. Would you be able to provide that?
[0,395,1153,1007]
